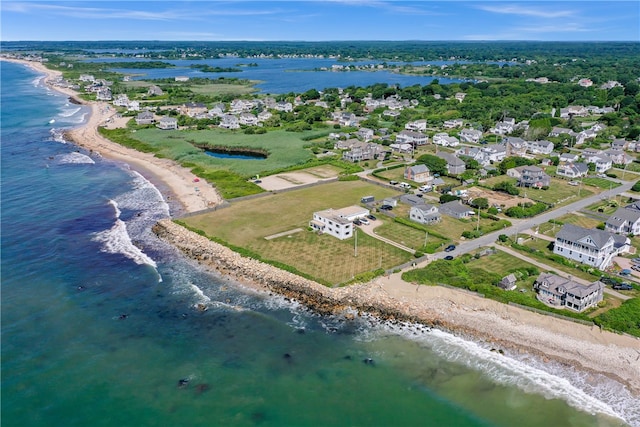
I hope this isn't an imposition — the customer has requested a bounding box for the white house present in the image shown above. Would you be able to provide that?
[409,203,441,225]
[239,113,259,126]
[526,140,554,155]
[157,116,178,130]
[396,130,428,146]
[405,119,427,132]
[443,118,464,129]
[309,206,370,240]
[432,133,459,147]
[459,128,483,143]
[553,224,630,270]
[219,114,240,129]
[556,162,589,179]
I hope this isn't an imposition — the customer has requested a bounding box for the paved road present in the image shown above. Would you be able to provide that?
[431,179,634,261]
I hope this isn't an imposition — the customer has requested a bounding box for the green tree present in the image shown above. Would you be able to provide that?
[470,197,489,209]
[416,154,447,176]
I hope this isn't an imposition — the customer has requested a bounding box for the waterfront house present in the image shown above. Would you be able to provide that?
[157,116,178,130]
[533,273,604,312]
[498,274,517,291]
[404,164,432,183]
[553,224,630,270]
[309,206,369,240]
[239,113,259,126]
[180,102,208,117]
[409,203,441,225]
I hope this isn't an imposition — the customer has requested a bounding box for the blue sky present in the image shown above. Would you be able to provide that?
[2,1,639,41]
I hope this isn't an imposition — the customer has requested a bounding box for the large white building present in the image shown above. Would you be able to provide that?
[309,206,369,240]
[553,224,630,270]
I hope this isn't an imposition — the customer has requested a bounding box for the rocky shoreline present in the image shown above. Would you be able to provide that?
[152,219,450,326]
[153,218,640,396]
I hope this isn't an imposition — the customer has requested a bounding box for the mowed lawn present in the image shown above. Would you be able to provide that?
[133,128,317,176]
[481,175,596,205]
[182,180,410,285]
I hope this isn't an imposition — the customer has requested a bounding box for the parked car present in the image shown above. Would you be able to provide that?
[389,180,398,185]
[353,219,362,226]
[444,244,456,252]
[632,265,640,272]
[444,255,454,261]
[600,276,621,286]
[359,218,370,225]
[630,257,640,263]
[367,214,377,221]
[620,269,632,276]
[380,205,393,211]
[612,283,633,291]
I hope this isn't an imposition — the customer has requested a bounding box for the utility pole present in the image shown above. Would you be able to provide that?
[354,227,358,257]
[424,231,429,249]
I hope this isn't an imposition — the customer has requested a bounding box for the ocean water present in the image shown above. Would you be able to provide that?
[1,60,639,427]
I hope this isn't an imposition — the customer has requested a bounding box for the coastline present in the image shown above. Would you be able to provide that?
[153,219,640,397]
[5,56,639,399]
[1,57,223,215]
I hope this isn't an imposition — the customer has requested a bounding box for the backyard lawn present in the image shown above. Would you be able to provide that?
[481,175,596,206]
[182,180,411,285]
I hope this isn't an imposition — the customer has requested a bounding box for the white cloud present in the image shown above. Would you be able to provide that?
[476,4,575,19]
[1,2,279,21]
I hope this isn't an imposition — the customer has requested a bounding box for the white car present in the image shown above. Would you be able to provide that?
[359,218,370,225]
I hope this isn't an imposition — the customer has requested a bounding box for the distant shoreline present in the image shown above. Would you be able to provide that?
[0,57,223,215]
[5,56,639,401]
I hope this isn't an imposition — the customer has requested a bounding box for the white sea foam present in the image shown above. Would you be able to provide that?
[58,106,81,118]
[93,199,159,272]
[363,321,635,425]
[56,152,95,165]
[32,76,44,87]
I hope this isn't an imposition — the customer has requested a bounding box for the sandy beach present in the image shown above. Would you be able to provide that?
[2,57,222,214]
[6,56,640,398]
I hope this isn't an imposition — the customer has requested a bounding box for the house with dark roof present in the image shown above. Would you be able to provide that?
[409,204,441,225]
[498,274,517,291]
[605,206,640,236]
[553,224,630,270]
[556,162,589,179]
[516,166,551,188]
[436,152,466,175]
[404,164,432,183]
[439,200,473,219]
[534,273,604,312]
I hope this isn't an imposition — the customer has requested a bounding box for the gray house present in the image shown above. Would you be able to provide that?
[534,273,604,312]
[135,111,155,125]
[605,207,640,235]
[439,200,473,219]
[409,203,441,225]
[498,274,517,291]
[436,152,466,175]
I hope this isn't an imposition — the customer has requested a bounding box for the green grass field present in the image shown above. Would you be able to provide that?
[465,249,539,277]
[133,128,317,177]
[581,177,622,189]
[182,180,411,284]
[481,175,595,206]
[373,220,448,251]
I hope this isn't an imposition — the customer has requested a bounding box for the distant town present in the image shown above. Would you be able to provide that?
[4,40,639,336]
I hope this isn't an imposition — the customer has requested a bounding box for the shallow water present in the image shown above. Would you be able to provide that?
[1,60,638,427]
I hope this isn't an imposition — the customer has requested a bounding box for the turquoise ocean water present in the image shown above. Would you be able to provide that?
[1,60,638,427]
